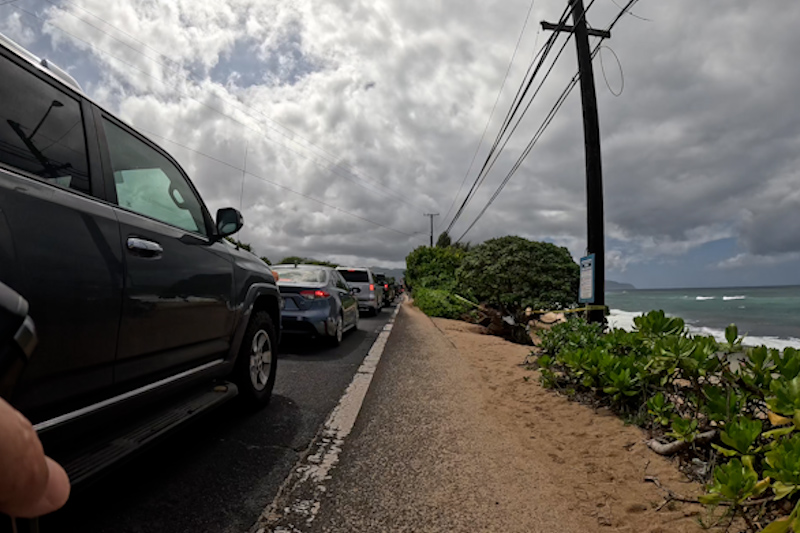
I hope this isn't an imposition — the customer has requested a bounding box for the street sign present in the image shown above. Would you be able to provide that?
[579,254,595,303]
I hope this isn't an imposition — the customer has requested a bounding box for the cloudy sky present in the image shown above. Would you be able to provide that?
[3,0,800,289]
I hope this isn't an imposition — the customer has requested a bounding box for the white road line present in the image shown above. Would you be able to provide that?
[254,303,402,533]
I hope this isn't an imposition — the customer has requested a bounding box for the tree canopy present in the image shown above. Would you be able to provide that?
[456,236,579,312]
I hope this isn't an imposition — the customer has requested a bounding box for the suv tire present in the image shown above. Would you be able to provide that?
[234,311,277,407]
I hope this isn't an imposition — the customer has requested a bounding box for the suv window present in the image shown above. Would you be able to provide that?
[0,54,90,194]
[104,119,207,236]
[339,270,369,283]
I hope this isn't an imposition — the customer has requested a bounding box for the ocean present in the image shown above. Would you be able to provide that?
[605,286,800,350]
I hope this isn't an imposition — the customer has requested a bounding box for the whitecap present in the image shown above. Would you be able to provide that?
[607,309,640,331]
[723,295,746,301]
[688,325,800,350]
[607,310,800,350]
[696,296,715,301]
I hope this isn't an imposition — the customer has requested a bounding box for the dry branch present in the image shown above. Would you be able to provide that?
[646,430,716,455]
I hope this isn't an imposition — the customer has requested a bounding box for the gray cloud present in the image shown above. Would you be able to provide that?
[2,0,797,280]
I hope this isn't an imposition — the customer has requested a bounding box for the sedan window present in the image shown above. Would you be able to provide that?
[274,269,328,283]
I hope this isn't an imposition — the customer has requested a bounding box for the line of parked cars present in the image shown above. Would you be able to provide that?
[273,264,398,346]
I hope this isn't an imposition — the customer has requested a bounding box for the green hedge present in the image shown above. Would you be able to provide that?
[405,245,465,291]
[535,311,800,528]
[412,288,470,319]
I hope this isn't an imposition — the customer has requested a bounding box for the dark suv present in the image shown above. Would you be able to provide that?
[0,33,281,478]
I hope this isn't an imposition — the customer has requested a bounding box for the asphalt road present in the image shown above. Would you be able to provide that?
[40,304,396,533]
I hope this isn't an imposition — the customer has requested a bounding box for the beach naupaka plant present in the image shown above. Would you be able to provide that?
[646,392,674,426]
[712,416,763,457]
[773,347,800,381]
[703,385,746,425]
[633,310,685,337]
[700,456,769,507]
[723,324,745,354]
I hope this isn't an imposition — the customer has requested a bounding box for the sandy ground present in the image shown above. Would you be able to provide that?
[430,313,706,533]
[266,301,709,532]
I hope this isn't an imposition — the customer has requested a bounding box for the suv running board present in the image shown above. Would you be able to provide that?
[54,382,238,487]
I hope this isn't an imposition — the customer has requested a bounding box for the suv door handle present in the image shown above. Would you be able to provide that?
[127,237,163,258]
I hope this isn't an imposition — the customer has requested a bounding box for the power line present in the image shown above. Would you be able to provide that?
[443,2,576,234]
[598,45,624,97]
[138,128,421,237]
[610,0,650,22]
[440,0,538,229]
[447,0,604,238]
[444,2,580,235]
[19,2,428,212]
[443,35,562,234]
[456,69,581,242]
[455,0,643,243]
[48,0,182,67]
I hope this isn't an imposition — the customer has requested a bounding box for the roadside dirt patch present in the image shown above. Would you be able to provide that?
[431,315,706,533]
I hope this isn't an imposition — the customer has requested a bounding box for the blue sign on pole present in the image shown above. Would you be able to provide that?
[579,254,595,303]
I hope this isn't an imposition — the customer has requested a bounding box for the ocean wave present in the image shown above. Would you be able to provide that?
[696,296,715,301]
[723,295,746,301]
[689,326,800,351]
[607,309,800,350]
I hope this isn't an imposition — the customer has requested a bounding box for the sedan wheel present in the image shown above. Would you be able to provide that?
[327,315,343,347]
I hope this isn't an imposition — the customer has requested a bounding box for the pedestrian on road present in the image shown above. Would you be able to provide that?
[0,397,70,517]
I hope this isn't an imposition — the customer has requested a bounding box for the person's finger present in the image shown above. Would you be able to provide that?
[0,399,70,517]
[0,398,48,516]
[11,457,71,518]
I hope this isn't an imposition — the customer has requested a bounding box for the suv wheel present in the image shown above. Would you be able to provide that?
[235,311,277,407]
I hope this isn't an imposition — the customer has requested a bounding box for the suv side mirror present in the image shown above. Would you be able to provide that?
[216,208,243,237]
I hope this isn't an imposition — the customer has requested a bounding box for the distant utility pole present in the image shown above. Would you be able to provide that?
[424,213,439,247]
[542,0,607,324]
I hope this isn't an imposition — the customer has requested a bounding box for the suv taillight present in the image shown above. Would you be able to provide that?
[369,284,374,291]
[300,290,330,299]
[384,284,389,290]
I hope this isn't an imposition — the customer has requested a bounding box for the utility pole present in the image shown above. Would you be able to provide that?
[424,213,439,247]
[542,0,607,323]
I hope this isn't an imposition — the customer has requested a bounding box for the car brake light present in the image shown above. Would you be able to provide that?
[384,284,389,290]
[369,284,374,291]
[300,290,330,299]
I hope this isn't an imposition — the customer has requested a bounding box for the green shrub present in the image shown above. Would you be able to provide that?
[405,246,465,292]
[412,288,469,319]
[700,456,767,506]
[539,318,605,355]
[530,309,800,526]
[456,236,579,313]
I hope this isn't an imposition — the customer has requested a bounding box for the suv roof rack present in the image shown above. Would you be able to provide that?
[0,32,84,93]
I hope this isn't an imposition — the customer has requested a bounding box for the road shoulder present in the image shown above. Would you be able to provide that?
[261,302,703,532]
